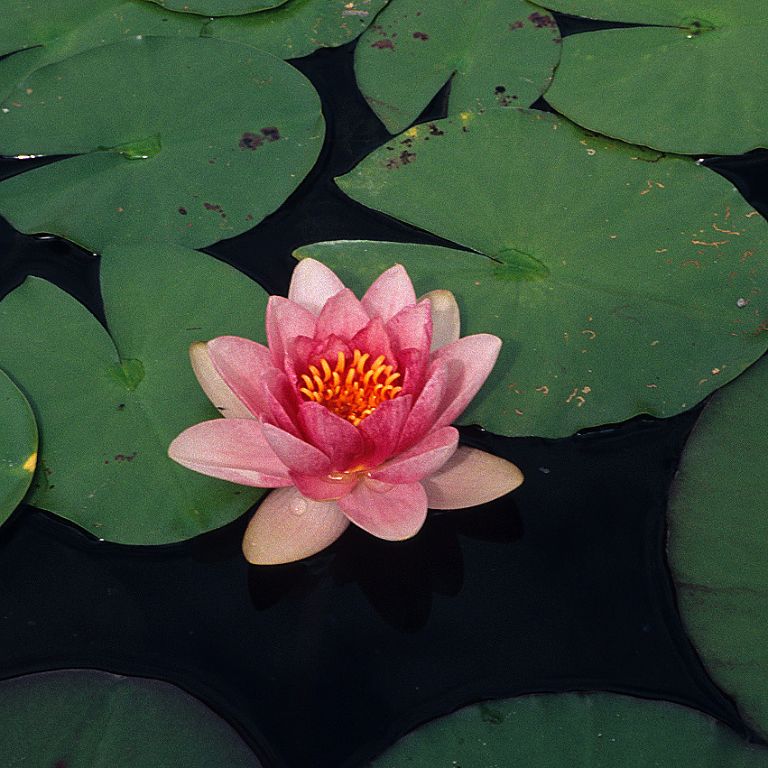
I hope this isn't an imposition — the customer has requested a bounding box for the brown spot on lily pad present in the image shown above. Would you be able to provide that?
[384,150,417,169]
[203,202,226,219]
[114,452,137,462]
[239,132,264,150]
[427,123,444,136]
[529,11,556,28]
[178,207,187,215]
[509,20,524,30]
[413,31,429,40]
[261,126,281,142]
[371,39,394,49]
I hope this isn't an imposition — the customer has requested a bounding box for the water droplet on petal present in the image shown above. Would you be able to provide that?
[290,496,308,516]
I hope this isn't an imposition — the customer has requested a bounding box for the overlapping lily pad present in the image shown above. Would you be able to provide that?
[369,692,768,766]
[0,0,388,94]
[668,354,768,738]
[0,37,324,252]
[354,0,560,134]
[331,108,768,437]
[0,243,268,545]
[0,368,37,526]
[0,669,263,767]
[148,0,287,15]
[540,1,768,154]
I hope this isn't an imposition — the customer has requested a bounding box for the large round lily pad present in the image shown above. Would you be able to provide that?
[0,0,389,94]
[354,0,560,134]
[0,368,37,527]
[369,692,768,766]
[148,0,287,16]
[0,243,268,545]
[0,36,324,253]
[539,1,768,154]
[331,108,768,437]
[0,669,263,767]
[668,353,768,738]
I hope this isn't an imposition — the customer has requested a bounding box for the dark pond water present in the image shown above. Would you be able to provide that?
[1,13,767,768]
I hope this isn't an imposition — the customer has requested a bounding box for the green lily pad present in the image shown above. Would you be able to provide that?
[668,354,768,738]
[0,0,389,94]
[0,243,268,545]
[148,0,287,16]
[539,1,768,154]
[0,669,263,767]
[0,36,324,253]
[369,692,768,766]
[354,0,560,134]
[0,368,37,526]
[331,108,768,437]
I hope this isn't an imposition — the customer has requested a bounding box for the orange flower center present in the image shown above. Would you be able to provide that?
[299,349,402,426]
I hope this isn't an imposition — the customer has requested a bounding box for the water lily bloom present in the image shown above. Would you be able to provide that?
[169,259,523,564]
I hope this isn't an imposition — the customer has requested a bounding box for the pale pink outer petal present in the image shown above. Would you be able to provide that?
[370,426,458,485]
[297,402,364,471]
[207,336,296,430]
[358,394,413,467]
[288,258,346,316]
[189,341,254,419]
[419,290,461,352]
[315,288,371,340]
[361,264,417,322]
[339,479,428,541]
[290,471,357,501]
[432,334,502,428]
[261,423,331,475]
[421,447,524,509]
[168,419,292,487]
[242,487,349,565]
[385,300,432,355]
[266,296,317,368]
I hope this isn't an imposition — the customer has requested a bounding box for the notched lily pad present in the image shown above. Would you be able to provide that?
[668,354,768,739]
[330,108,768,437]
[0,36,324,252]
[0,669,264,767]
[0,243,269,545]
[369,692,768,766]
[355,0,561,133]
[540,0,768,154]
[147,0,288,16]
[0,368,37,526]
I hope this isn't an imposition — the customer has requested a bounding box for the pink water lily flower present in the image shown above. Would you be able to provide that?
[169,259,523,564]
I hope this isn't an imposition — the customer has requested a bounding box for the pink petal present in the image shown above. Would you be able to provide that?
[370,426,458,484]
[242,487,349,565]
[261,422,331,475]
[290,471,357,501]
[168,419,292,487]
[297,402,364,471]
[349,317,394,362]
[339,478,428,541]
[385,300,432,356]
[189,341,254,419]
[432,334,502,428]
[207,336,297,431]
[422,447,524,509]
[315,288,371,341]
[265,296,316,368]
[420,290,460,352]
[361,264,417,322]
[397,361,448,451]
[396,347,429,398]
[293,334,351,374]
[288,258,346,316]
[358,394,413,467]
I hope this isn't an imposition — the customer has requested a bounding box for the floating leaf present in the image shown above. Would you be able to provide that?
[0,243,268,545]
[332,108,768,437]
[354,0,560,133]
[369,692,768,766]
[0,0,388,94]
[668,354,768,738]
[0,37,324,252]
[148,0,287,16]
[0,368,37,526]
[539,1,768,154]
[0,669,263,767]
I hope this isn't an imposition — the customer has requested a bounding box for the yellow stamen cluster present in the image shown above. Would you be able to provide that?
[299,349,402,426]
